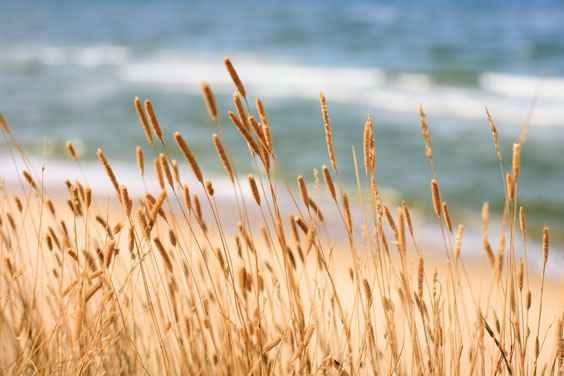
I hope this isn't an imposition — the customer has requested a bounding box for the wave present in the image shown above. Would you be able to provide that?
[118,53,386,96]
[119,53,564,127]
[2,45,563,126]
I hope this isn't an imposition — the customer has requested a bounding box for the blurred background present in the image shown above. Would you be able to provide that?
[1,0,563,242]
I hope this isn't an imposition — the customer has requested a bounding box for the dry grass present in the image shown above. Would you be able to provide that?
[0,58,563,375]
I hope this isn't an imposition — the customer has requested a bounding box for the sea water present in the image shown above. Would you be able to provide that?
[1,0,563,243]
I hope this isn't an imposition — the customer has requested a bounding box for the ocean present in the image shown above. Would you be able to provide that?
[1,0,563,243]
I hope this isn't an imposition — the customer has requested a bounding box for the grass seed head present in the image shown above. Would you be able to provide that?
[224,57,246,99]
[134,97,153,145]
[201,81,218,120]
[144,99,163,143]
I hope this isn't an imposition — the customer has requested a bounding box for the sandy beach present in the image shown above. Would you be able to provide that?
[2,175,563,374]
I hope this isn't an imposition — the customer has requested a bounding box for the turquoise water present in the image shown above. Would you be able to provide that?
[1,1,563,242]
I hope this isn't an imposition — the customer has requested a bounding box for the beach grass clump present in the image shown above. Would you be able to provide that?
[0,58,562,375]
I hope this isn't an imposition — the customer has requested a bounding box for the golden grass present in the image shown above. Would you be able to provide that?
[1,58,563,375]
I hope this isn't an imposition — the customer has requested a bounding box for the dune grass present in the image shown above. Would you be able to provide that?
[0,58,562,375]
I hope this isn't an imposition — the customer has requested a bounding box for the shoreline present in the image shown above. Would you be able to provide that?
[4,155,563,282]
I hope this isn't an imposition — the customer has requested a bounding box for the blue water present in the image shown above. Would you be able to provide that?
[1,0,563,241]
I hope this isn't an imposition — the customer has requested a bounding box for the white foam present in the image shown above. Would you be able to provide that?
[1,45,130,67]
[480,72,564,101]
[356,86,564,126]
[397,73,433,90]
